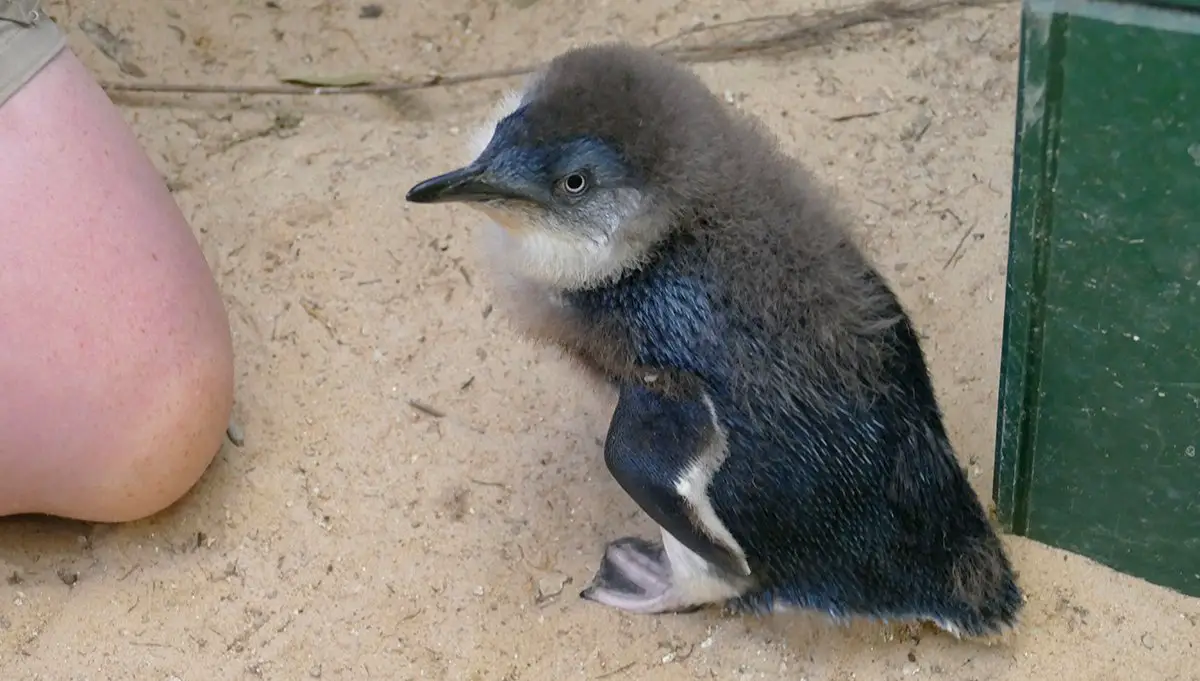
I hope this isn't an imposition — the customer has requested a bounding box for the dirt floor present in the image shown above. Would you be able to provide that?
[3,0,1199,679]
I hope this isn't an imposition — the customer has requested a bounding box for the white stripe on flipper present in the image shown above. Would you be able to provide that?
[660,530,745,606]
[671,394,752,578]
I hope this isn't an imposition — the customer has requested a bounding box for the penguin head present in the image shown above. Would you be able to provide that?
[406,43,741,289]
[405,121,647,251]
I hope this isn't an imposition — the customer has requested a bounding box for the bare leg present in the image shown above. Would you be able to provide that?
[0,42,234,522]
[580,530,747,614]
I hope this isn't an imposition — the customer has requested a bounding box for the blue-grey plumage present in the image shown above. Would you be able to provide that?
[405,42,1023,638]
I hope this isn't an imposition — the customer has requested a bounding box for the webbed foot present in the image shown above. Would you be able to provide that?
[579,536,715,615]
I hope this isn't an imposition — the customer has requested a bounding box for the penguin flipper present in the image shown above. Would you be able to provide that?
[580,383,752,615]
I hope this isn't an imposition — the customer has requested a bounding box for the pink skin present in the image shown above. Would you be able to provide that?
[0,48,234,522]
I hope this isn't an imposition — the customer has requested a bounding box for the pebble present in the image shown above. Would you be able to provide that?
[536,574,568,601]
[226,420,245,447]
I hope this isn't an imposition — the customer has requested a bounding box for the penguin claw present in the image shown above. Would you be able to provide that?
[579,537,704,615]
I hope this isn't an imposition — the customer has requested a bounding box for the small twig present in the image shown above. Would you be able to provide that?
[593,661,638,679]
[468,477,510,490]
[650,12,799,49]
[672,644,697,662]
[299,299,335,337]
[829,108,890,122]
[96,0,1013,98]
[101,65,534,96]
[943,220,980,270]
[407,399,446,418]
[655,0,1011,63]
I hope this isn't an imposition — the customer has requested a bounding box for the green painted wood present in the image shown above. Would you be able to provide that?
[1140,0,1200,11]
[995,0,1200,597]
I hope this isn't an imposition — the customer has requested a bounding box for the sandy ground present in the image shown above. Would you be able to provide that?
[3,0,1199,679]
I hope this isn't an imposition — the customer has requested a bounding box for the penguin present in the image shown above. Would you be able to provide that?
[404,42,1023,638]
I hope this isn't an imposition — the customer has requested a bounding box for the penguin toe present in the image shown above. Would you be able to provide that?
[580,536,702,615]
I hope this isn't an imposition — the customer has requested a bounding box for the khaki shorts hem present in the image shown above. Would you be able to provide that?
[0,17,66,107]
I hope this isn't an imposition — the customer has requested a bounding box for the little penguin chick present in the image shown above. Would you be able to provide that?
[404,43,1023,638]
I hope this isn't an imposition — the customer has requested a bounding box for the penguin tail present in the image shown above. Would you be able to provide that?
[940,532,1025,639]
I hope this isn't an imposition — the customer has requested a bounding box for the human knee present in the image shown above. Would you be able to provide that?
[0,301,234,522]
[86,324,235,523]
[0,14,236,522]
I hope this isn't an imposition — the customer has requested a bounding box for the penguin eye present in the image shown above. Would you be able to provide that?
[558,171,589,196]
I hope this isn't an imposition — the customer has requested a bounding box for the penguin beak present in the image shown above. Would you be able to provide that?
[406,162,529,204]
